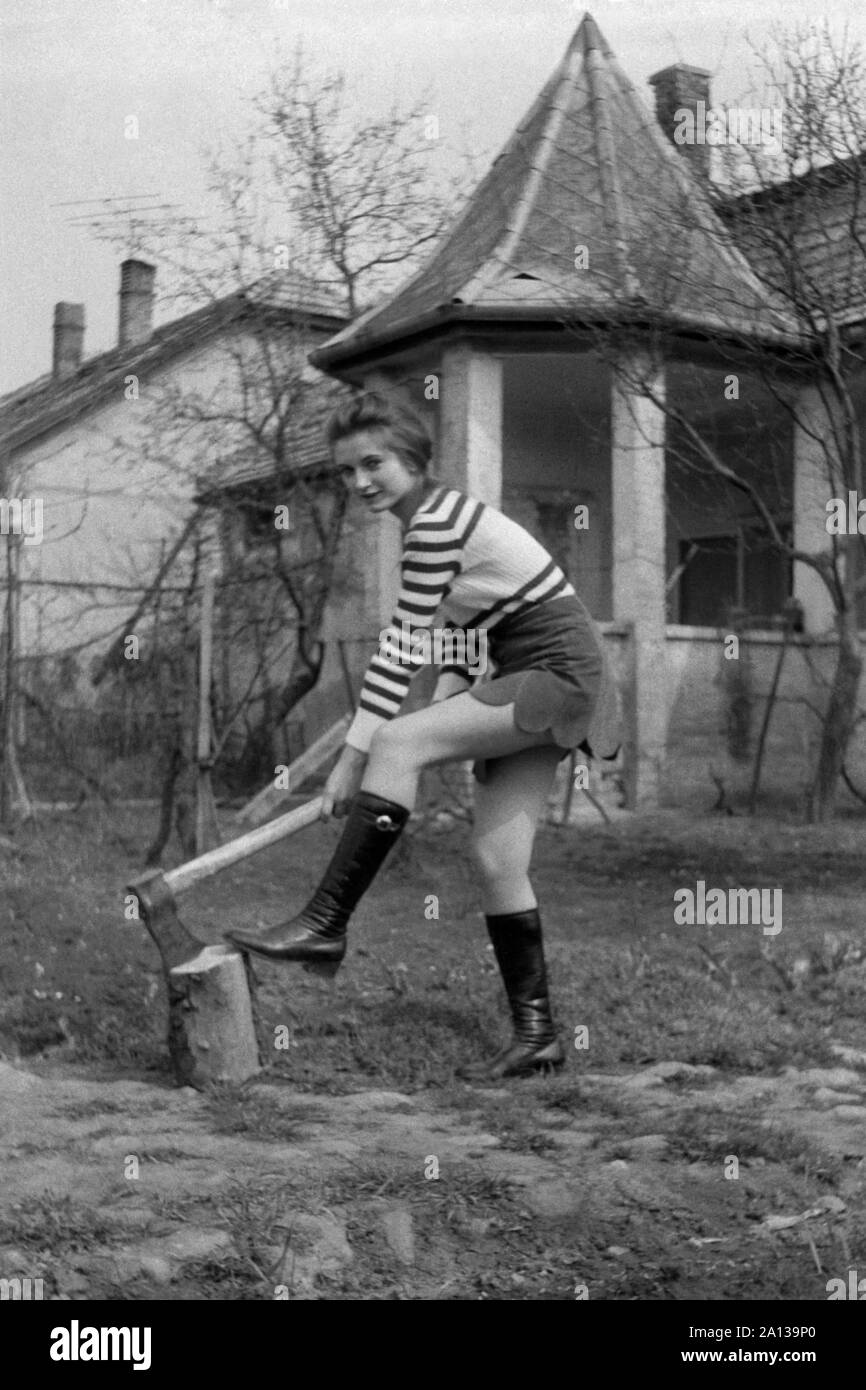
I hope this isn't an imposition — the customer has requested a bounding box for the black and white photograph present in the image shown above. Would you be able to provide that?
[1,0,865,1343]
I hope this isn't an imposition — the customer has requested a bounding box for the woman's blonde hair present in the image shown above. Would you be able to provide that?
[326,390,433,476]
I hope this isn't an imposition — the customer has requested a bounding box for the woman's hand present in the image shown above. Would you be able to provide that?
[322,745,368,820]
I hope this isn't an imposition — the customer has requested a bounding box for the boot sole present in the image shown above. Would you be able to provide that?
[225,936,344,974]
[460,1052,565,1082]
[234,948,343,977]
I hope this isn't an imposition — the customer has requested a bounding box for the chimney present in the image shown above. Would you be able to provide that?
[648,64,713,180]
[52,302,85,379]
[118,258,156,348]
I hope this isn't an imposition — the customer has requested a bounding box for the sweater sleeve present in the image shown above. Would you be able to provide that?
[345,494,482,753]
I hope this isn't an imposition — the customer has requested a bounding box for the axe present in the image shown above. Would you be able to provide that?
[127,796,323,1086]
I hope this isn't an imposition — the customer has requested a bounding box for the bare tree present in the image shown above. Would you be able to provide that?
[67,48,476,847]
[253,44,471,316]
[559,22,866,820]
[712,23,866,818]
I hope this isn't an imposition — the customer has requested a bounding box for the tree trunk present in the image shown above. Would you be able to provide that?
[145,738,184,866]
[809,605,863,822]
[271,633,324,725]
[748,623,792,815]
[236,633,325,788]
[235,485,347,789]
[1,536,32,823]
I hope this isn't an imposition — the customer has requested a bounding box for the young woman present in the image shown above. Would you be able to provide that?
[227,391,621,1079]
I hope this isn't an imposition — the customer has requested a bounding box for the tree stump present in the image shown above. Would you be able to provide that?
[129,800,322,1087]
[168,944,261,1088]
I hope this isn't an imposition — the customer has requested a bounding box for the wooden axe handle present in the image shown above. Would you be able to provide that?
[165,796,323,899]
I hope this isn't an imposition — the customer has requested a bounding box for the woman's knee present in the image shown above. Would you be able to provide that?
[368,719,419,765]
[470,834,531,885]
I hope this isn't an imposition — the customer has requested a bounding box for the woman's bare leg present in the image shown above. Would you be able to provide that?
[469,744,564,914]
[361,692,559,809]
[462,745,566,1078]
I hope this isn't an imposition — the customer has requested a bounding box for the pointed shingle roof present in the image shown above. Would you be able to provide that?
[313,13,799,369]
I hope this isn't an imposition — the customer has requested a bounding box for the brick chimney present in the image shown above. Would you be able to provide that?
[648,64,713,180]
[52,302,85,380]
[118,258,156,348]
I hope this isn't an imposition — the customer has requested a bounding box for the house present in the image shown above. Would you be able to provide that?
[308,12,866,811]
[0,262,358,790]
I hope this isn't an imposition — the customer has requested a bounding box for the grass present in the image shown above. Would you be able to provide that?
[660,1106,846,1182]
[2,802,864,1091]
[0,1194,120,1254]
[58,1100,131,1120]
[2,801,866,1300]
[205,1084,326,1142]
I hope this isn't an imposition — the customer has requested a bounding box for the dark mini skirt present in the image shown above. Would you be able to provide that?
[469,595,622,783]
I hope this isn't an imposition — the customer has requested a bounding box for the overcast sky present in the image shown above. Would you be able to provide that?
[1,0,863,395]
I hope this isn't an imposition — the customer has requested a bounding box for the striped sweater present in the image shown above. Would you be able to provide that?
[345,486,576,754]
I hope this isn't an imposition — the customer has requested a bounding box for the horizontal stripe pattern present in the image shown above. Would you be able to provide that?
[345,486,577,753]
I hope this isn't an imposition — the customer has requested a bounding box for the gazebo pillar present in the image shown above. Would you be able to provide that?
[792,383,838,635]
[610,351,668,808]
[359,368,405,626]
[436,345,503,801]
[438,345,503,505]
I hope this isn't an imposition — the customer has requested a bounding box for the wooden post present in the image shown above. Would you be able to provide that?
[195,568,220,854]
[2,533,33,822]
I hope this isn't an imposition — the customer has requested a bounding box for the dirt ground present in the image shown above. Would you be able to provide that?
[1,793,865,1301]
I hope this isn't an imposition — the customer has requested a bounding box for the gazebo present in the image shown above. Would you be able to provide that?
[311,14,832,808]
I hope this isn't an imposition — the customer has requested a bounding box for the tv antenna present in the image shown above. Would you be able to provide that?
[53,194,198,256]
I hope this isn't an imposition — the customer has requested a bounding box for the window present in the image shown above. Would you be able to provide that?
[239,501,282,545]
[677,525,792,626]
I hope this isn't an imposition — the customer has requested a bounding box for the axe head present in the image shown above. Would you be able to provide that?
[127,867,206,975]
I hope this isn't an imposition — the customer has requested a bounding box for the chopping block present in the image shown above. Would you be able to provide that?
[127,797,323,1089]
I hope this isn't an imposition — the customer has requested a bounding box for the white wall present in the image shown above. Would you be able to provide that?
[10,328,330,668]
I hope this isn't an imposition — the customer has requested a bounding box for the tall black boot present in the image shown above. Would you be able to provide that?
[461,908,565,1080]
[225,791,409,975]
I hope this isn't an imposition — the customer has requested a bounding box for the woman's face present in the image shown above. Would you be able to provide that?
[333,429,423,515]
